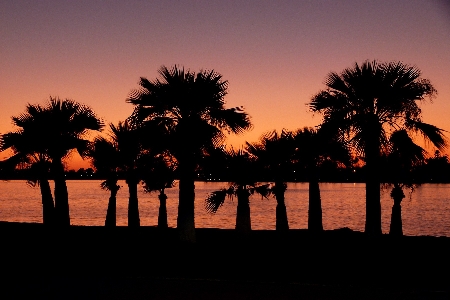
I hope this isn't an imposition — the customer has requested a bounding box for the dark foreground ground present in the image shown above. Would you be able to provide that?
[1,222,450,299]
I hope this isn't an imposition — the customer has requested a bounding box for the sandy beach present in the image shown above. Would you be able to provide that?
[1,222,450,299]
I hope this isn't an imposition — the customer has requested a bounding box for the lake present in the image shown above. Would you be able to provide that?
[1,180,449,237]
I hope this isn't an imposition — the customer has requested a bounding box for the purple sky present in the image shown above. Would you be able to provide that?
[1,0,450,169]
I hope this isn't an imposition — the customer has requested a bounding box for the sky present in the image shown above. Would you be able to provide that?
[1,0,450,170]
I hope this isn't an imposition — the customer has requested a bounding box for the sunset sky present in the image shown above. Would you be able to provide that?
[1,0,450,170]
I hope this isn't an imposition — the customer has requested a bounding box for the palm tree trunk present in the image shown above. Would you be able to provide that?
[158,191,168,229]
[389,184,404,236]
[52,158,70,226]
[274,182,289,231]
[236,186,251,233]
[365,133,382,235]
[177,158,196,242]
[308,175,323,233]
[105,187,118,227]
[39,178,55,226]
[127,180,140,227]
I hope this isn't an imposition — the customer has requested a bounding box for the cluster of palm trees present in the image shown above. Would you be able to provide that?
[0,99,103,226]
[204,127,350,234]
[309,61,446,235]
[0,61,446,241]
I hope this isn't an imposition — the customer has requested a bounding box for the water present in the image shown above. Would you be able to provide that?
[1,180,449,237]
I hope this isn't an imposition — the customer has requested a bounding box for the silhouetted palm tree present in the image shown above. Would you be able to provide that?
[1,97,103,225]
[382,130,428,236]
[309,61,446,235]
[109,121,144,227]
[293,127,350,233]
[0,153,54,225]
[89,121,169,227]
[24,156,55,225]
[88,136,121,227]
[127,65,251,242]
[205,148,270,233]
[246,130,296,231]
[141,154,177,229]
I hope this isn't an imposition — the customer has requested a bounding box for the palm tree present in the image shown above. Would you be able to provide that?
[246,130,296,231]
[382,130,429,236]
[23,156,55,225]
[293,127,350,233]
[89,121,163,227]
[0,152,54,225]
[110,121,144,227]
[127,65,251,242]
[1,97,103,225]
[141,154,177,229]
[205,148,270,233]
[309,61,446,235]
[88,136,121,227]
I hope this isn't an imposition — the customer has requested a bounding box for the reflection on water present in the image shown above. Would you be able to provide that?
[0,180,449,237]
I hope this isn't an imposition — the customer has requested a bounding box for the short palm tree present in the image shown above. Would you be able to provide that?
[1,97,103,225]
[88,136,121,227]
[127,65,251,242]
[382,129,429,236]
[23,156,55,225]
[309,61,446,235]
[109,121,144,227]
[246,130,296,231]
[141,154,177,229]
[89,121,169,227]
[0,152,54,225]
[293,127,350,233]
[205,148,270,233]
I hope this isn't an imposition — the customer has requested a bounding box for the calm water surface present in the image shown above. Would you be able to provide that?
[0,180,449,237]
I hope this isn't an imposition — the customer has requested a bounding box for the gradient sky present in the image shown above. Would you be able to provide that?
[1,0,450,170]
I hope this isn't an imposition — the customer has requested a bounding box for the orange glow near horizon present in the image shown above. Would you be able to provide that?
[1,1,450,170]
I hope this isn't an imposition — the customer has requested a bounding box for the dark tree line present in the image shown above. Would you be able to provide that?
[3,154,449,184]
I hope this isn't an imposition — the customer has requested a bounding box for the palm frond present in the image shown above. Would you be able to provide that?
[100,178,120,192]
[208,106,252,135]
[406,120,447,150]
[389,129,426,165]
[205,189,229,213]
[252,184,273,199]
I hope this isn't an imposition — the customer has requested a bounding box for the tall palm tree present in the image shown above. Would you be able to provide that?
[205,148,270,233]
[246,130,296,231]
[127,65,251,242]
[309,61,446,235]
[293,127,350,233]
[1,97,103,225]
